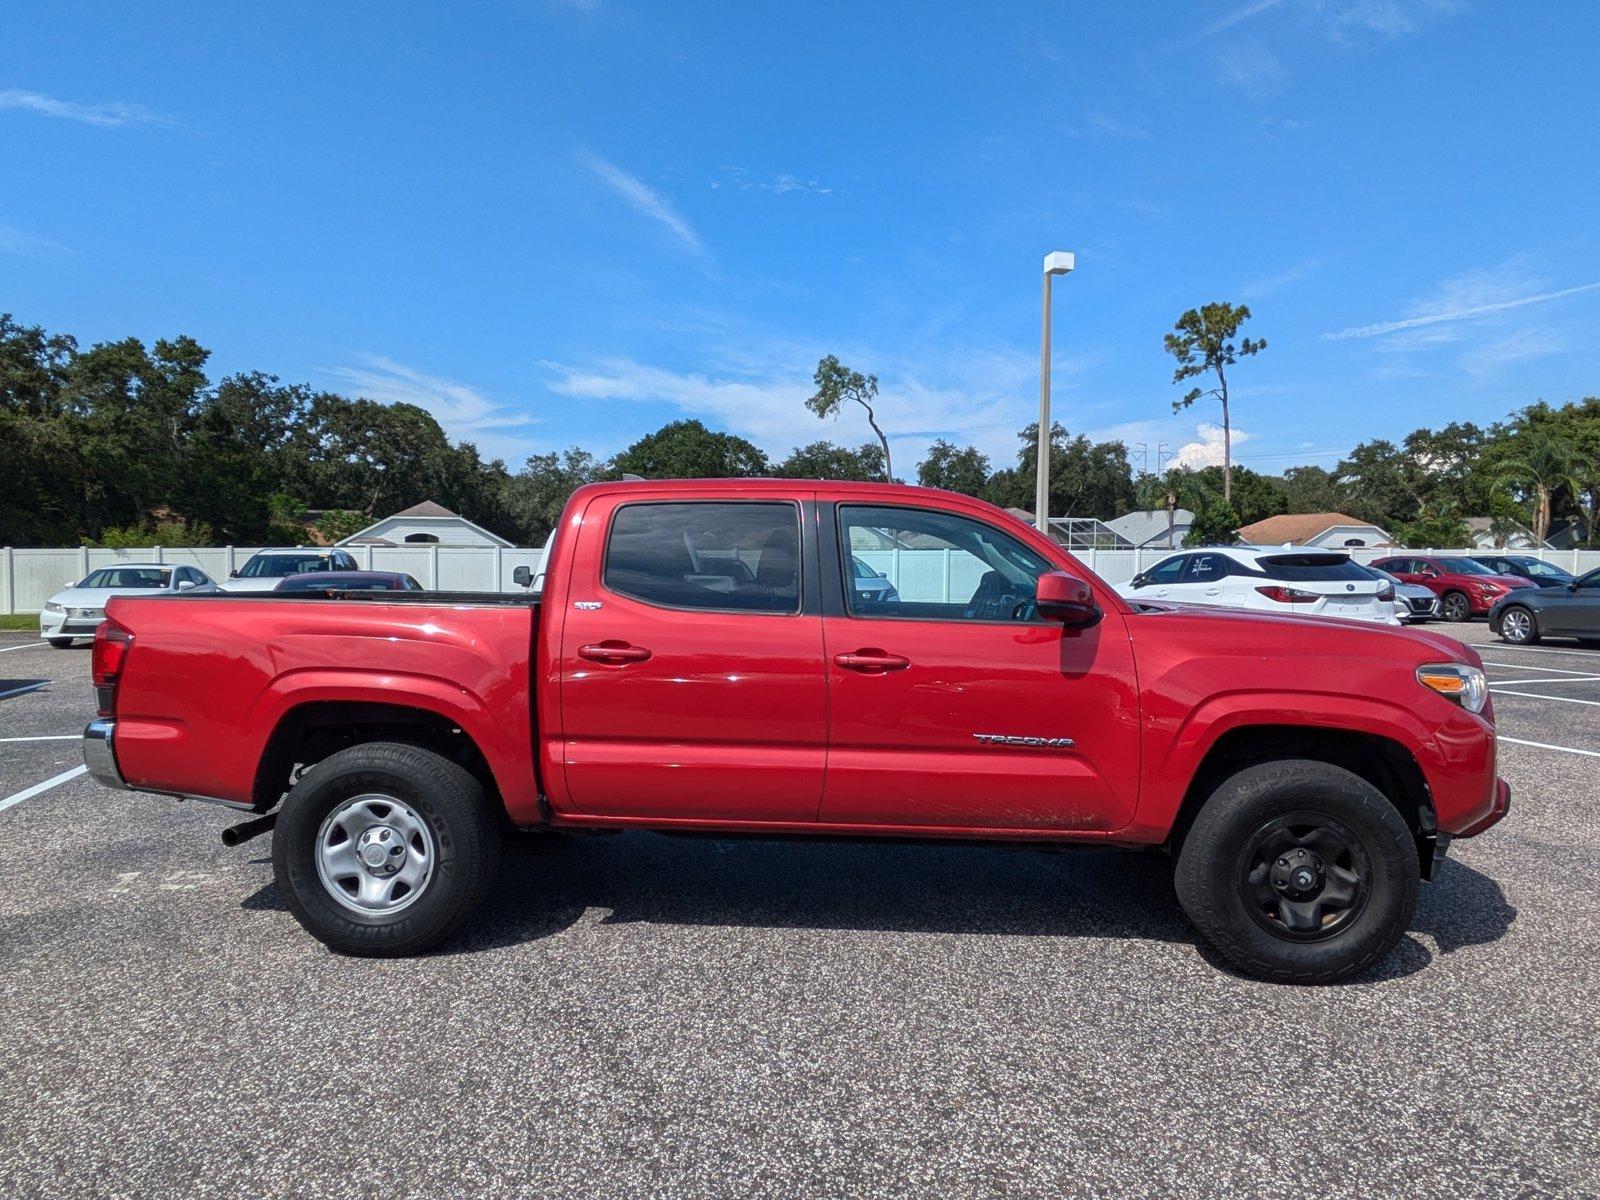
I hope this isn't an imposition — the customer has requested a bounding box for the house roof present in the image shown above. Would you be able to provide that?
[1236,512,1389,545]
[1104,508,1195,546]
[391,500,461,519]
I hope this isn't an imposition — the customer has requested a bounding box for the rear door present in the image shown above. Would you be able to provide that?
[1534,569,1600,636]
[818,501,1140,832]
[554,493,828,822]
[1181,552,1235,606]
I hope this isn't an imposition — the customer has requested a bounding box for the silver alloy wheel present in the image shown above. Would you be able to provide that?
[1502,607,1533,643]
[315,793,436,916]
[1442,593,1470,622]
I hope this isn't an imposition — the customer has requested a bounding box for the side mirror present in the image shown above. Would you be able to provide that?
[1129,572,1147,589]
[1036,571,1103,628]
[512,565,533,588]
[177,579,198,591]
[229,569,239,578]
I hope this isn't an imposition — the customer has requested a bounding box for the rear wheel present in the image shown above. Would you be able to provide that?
[1175,760,1418,984]
[272,741,501,956]
[1498,605,1539,645]
[1440,591,1471,622]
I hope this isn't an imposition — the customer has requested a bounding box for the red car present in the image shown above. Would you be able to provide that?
[1369,555,1534,622]
[82,480,1509,983]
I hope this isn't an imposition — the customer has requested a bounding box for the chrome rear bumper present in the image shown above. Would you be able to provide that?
[83,719,126,790]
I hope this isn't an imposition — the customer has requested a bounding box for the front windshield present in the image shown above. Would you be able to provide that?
[242,554,333,578]
[1522,559,1574,580]
[78,567,171,589]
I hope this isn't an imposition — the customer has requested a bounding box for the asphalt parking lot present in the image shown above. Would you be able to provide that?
[1,623,1597,1199]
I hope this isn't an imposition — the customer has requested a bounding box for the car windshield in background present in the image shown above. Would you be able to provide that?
[1522,559,1574,580]
[78,568,170,589]
[1446,558,1499,576]
[242,555,332,578]
[278,576,404,592]
[1255,554,1372,581]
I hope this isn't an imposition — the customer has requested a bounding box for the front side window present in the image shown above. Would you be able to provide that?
[1142,556,1187,586]
[605,502,800,613]
[838,505,1052,622]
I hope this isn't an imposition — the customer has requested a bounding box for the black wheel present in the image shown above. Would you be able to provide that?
[271,741,501,956]
[48,637,73,648]
[1498,605,1539,645]
[1175,759,1418,984]
[1440,591,1471,622]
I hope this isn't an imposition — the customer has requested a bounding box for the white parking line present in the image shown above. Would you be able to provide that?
[0,641,51,653]
[1491,689,1600,707]
[1498,735,1600,759]
[1488,675,1600,686]
[0,764,87,813]
[0,734,79,743]
[1481,660,1600,675]
[1479,644,1600,662]
[0,682,46,701]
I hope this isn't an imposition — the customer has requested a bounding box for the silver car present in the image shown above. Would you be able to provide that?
[40,563,215,646]
[1369,566,1439,623]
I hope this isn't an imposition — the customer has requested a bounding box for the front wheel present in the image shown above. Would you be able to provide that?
[1498,605,1539,645]
[271,741,501,956]
[1440,591,1472,622]
[1175,760,1419,984]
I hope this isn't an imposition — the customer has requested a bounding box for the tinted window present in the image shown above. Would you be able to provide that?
[1143,556,1187,585]
[336,552,359,570]
[838,505,1052,622]
[79,567,171,589]
[1520,559,1573,581]
[1578,569,1600,590]
[605,502,800,613]
[1440,557,1496,576]
[242,553,336,578]
[1371,558,1409,574]
[1257,554,1374,581]
[1184,554,1231,582]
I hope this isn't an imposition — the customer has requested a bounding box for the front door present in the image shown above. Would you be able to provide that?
[556,495,827,822]
[1533,569,1600,637]
[819,502,1141,832]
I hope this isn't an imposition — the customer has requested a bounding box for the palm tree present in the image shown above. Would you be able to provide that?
[1494,435,1579,544]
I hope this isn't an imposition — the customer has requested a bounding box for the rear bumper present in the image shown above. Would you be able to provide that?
[83,718,126,789]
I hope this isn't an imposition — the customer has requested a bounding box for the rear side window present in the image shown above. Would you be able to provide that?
[1257,554,1373,582]
[1183,554,1231,582]
[605,502,800,613]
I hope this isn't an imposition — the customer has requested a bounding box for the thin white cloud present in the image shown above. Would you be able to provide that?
[325,355,539,462]
[1457,328,1566,380]
[1216,43,1287,90]
[0,88,171,128]
[1327,281,1600,340]
[1173,422,1252,470]
[1240,257,1323,299]
[578,151,704,255]
[1072,112,1150,141]
[0,223,72,257]
[1202,0,1285,38]
[712,166,837,195]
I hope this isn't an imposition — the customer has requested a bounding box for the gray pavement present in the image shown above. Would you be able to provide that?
[0,623,1597,1198]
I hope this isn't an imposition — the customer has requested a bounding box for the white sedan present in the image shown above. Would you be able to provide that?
[40,563,216,646]
[1116,546,1400,625]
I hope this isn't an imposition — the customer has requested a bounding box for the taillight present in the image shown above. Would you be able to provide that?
[1256,586,1320,604]
[1377,584,1395,602]
[92,621,132,716]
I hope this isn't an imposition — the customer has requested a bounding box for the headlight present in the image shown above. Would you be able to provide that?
[1417,663,1488,713]
[43,601,65,614]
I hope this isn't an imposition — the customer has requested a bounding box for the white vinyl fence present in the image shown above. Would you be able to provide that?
[5,542,1600,615]
[0,545,548,614]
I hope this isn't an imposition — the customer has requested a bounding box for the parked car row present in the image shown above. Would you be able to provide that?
[40,550,425,645]
[1117,547,1401,625]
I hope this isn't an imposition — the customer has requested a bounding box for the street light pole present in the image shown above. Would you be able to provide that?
[1036,251,1075,534]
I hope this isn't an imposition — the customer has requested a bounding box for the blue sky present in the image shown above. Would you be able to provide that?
[3,0,1598,478]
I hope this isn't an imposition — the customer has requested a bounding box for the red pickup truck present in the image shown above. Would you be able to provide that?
[83,480,1509,983]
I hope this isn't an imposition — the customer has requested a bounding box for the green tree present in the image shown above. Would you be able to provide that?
[774,440,885,480]
[1163,302,1265,506]
[498,448,608,544]
[1333,439,1419,528]
[984,423,1134,520]
[1276,464,1344,514]
[1184,498,1242,547]
[917,439,990,496]
[1186,464,1285,526]
[1493,433,1579,544]
[610,418,768,479]
[806,356,892,482]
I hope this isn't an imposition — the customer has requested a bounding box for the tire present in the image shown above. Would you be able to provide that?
[1174,759,1419,984]
[271,741,501,956]
[1498,605,1539,645]
[48,637,73,648]
[1440,591,1472,622]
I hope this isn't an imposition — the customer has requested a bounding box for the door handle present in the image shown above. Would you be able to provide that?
[1204,587,1221,596]
[579,642,652,664]
[833,650,910,672]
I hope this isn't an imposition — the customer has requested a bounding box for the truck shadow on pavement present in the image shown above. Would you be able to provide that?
[241,831,1516,980]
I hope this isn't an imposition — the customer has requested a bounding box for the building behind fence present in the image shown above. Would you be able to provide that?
[5,542,1600,615]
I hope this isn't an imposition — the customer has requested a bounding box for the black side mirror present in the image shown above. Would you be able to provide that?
[512,565,533,588]
[1130,572,1147,588]
[1036,571,1103,628]
[229,569,239,578]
